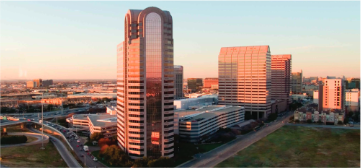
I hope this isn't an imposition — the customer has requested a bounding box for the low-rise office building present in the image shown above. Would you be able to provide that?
[88,115,117,138]
[174,95,218,110]
[178,105,245,142]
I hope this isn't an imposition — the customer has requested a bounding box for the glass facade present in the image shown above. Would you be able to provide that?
[118,7,174,159]
[145,12,162,158]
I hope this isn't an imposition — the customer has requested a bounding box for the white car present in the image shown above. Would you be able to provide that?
[77,139,80,143]
[93,157,98,162]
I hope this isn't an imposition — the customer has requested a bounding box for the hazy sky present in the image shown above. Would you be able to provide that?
[1,1,360,80]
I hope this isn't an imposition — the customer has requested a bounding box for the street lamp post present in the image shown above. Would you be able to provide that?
[40,92,45,150]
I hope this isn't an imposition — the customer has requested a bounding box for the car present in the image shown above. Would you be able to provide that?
[93,157,98,162]
[80,154,84,157]
[77,140,80,143]
[77,145,79,147]
[87,152,91,156]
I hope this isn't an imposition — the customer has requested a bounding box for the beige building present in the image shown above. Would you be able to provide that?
[88,115,117,138]
[218,46,271,120]
[345,89,360,112]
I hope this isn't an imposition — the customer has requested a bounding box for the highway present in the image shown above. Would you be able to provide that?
[42,121,105,167]
[0,107,89,127]
[178,112,294,168]
[28,127,82,168]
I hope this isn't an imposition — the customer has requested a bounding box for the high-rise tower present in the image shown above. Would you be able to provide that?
[271,55,292,104]
[218,46,272,119]
[117,7,174,159]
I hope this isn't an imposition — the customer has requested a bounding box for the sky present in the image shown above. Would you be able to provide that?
[1,1,360,80]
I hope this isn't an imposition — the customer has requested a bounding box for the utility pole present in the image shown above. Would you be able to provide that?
[40,92,45,150]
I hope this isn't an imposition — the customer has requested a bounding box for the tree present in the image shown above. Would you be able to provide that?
[90,132,104,142]
[133,157,151,167]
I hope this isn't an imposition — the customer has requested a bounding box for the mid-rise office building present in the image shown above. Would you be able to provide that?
[271,55,291,106]
[345,89,360,112]
[187,78,203,92]
[178,105,245,142]
[88,115,117,138]
[42,80,53,87]
[174,65,184,99]
[26,81,37,88]
[318,78,344,112]
[313,90,319,104]
[346,78,360,90]
[291,70,302,94]
[117,7,174,159]
[203,78,219,89]
[33,79,42,87]
[218,45,271,119]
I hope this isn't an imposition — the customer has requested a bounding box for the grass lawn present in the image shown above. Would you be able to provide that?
[0,142,67,167]
[217,126,360,167]
[26,135,38,143]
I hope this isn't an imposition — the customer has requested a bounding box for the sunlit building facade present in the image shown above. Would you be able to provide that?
[117,7,174,159]
[318,78,344,112]
[203,78,219,89]
[271,55,292,105]
[218,46,272,119]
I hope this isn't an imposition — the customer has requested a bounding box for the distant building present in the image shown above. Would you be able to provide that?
[318,78,344,112]
[33,79,42,87]
[174,65,184,99]
[177,105,245,142]
[345,78,360,90]
[88,115,117,138]
[42,80,53,87]
[294,105,345,125]
[345,89,360,112]
[218,45,271,120]
[187,78,203,92]
[106,106,116,115]
[26,81,37,88]
[174,95,218,110]
[203,78,218,89]
[313,90,319,104]
[271,54,292,108]
[291,70,302,94]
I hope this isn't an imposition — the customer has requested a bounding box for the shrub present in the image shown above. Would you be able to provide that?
[317,120,323,124]
[338,121,343,125]
[295,119,300,123]
[307,119,312,123]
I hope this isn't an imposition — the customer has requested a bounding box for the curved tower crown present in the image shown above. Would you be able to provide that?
[117,7,174,159]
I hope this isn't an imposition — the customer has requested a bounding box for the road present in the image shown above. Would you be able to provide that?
[44,122,105,167]
[0,107,89,127]
[1,132,49,148]
[28,127,82,168]
[178,112,293,168]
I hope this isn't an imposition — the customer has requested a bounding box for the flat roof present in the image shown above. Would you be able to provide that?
[88,115,117,128]
[179,105,244,122]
